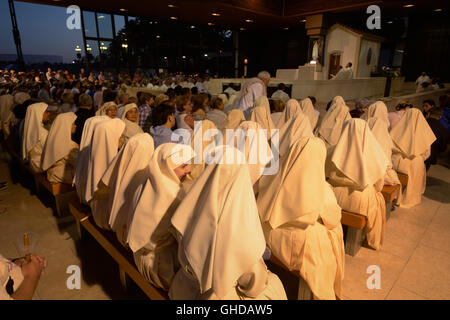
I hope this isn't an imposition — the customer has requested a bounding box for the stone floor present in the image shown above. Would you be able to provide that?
[0,150,449,300]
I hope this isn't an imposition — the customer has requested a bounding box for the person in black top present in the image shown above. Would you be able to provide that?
[424,107,449,171]
[73,93,95,145]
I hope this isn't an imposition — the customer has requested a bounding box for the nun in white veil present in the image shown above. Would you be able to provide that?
[390,108,436,208]
[128,143,195,290]
[328,119,389,250]
[73,116,110,204]
[100,133,155,246]
[22,103,49,172]
[300,98,319,130]
[169,145,286,300]
[86,118,126,229]
[41,112,79,184]
[257,137,345,300]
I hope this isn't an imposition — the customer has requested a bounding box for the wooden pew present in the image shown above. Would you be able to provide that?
[341,210,367,257]
[68,199,169,300]
[5,146,75,217]
[266,253,314,300]
[381,184,401,220]
[397,172,408,188]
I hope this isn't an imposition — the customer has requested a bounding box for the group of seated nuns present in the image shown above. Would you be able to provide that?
[18,93,436,300]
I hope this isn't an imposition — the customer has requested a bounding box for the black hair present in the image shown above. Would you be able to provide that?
[423,99,435,107]
[103,90,118,103]
[152,103,175,127]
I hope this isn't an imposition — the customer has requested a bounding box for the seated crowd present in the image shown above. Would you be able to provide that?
[0,68,448,300]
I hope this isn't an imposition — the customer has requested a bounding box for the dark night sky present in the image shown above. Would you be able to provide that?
[1,1,89,63]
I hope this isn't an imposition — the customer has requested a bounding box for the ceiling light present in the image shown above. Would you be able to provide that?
[387,21,393,24]
[208,22,214,26]
[98,15,105,19]
[182,56,186,59]
[190,25,195,29]
[204,54,208,57]
[240,27,246,31]
[403,4,414,8]
[300,19,306,22]
[170,16,178,20]
[245,19,254,23]
[434,8,442,12]
[164,56,168,59]
[212,13,221,17]
[120,8,127,12]
[156,35,160,39]
[168,4,176,8]
[283,27,289,30]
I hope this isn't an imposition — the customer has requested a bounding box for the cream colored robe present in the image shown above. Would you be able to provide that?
[367,117,401,186]
[224,109,245,130]
[22,103,49,172]
[257,137,345,300]
[87,119,126,229]
[41,112,79,184]
[316,103,351,155]
[73,116,110,204]
[300,98,319,130]
[0,94,14,139]
[390,108,436,208]
[327,119,389,250]
[128,144,195,290]
[47,141,79,184]
[100,133,154,246]
[250,106,275,139]
[170,145,286,300]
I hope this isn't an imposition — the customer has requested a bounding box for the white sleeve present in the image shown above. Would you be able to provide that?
[251,83,265,101]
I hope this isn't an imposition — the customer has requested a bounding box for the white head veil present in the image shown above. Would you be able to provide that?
[41,112,77,171]
[22,103,48,160]
[171,145,266,299]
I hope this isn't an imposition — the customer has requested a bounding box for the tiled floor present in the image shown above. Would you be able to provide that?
[0,150,449,300]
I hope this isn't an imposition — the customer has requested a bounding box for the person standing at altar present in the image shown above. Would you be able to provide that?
[235,71,270,119]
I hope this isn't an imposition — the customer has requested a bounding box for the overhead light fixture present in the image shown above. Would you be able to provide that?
[208,22,214,26]
[149,21,153,24]
[156,35,161,39]
[240,27,246,31]
[283,27,289,30]
[387,21,393,24]
[170,16,178,20]
[164,56,168,59]
[120,8,127,12]
[168,4,176,8]
[204,54,208,57]
[212,13,221,17]
[300,19,306,22]
[403,4,414,8]
[190,25,195,29]
[182,56,186,59]
[434,8,442,12]
[245,19,254,23]
[98,15,105,19]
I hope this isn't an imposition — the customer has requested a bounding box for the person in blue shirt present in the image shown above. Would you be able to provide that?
[150,103,180,148]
